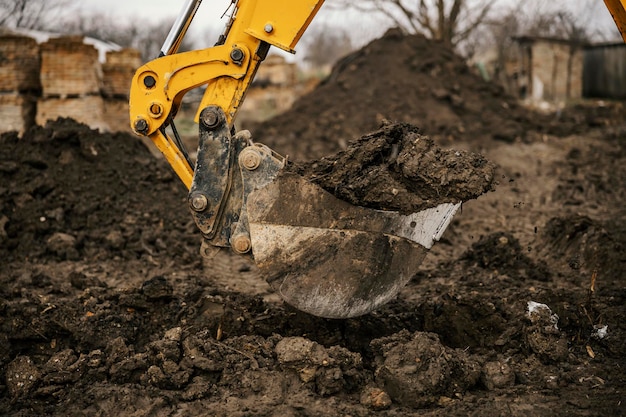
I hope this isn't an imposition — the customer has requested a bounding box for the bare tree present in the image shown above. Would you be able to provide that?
[0,0,70,29]
[60,13,196,62]
[486,0,617,45]
[301,23,354,70]
[330,0,494,48]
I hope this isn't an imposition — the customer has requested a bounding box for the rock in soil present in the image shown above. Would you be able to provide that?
[370,330,480,408]
[6,356,41,398]
[481,360,516,390]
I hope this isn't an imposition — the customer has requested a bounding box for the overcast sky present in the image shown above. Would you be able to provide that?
[73,0,386,62]
[75,0,618,38]
[76,0,235,37]
[73,0,620,53]
[77,0,229,23]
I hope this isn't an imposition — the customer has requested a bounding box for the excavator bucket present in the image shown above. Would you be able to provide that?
[247,173,459,318]
[189,107,460,319]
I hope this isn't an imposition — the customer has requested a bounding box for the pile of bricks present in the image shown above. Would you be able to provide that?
[0,94,37,134]
[0,32,143,135]
[37,95,108,132]
[0,34,41,134]
[100,49,141,130]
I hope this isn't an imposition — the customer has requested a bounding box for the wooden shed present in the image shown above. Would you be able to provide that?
[583,42,626,99]
[512,36,587,102]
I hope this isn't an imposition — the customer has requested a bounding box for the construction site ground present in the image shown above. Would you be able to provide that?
[1,31,624,416]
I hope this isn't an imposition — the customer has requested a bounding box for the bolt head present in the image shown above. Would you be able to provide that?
[189,193,209,212]
[149,103,163,117]
[134,118,149,135]
[200,108,221,129]
[264,23,273,33]
[239,148,262,170]
[143,75,156,88]
[230,48,244,63]
[232,235,252,254]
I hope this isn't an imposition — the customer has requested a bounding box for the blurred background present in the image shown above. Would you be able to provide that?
[0,0,623,137]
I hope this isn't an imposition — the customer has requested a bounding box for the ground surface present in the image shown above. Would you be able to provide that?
[1,31,625,416]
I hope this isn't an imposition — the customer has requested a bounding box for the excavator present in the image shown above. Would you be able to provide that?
[129,0,626,319]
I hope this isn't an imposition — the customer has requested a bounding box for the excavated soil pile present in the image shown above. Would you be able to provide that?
[253,29,625,162]
[287,121,496,213]
[254,29,523,160]
[1,115,625,416]
[0,119,198,265]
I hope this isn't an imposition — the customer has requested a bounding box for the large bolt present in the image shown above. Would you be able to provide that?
[232,235,252,254]
[143,75,156,88]
[264,23,273,33]
[230,48,244,63]
[200,108,221,129]
[149,102,163,117]
[239,148,262,170]
[189,193,209,212]
[134,118,149,135]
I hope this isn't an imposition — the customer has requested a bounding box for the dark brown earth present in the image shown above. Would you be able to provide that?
[287,121,496,213]
[1,29,626,416]
[252,29,625,161]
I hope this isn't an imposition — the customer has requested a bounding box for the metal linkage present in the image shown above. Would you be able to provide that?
[188,106,284,254]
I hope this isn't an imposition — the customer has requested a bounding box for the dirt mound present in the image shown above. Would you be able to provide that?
[461,232,551,281]
[538,214,625,278]
[253,29,541,161]
[1,115,625,416]
[288,121,496,213]
[252,30,626,163]
[0,118,198,264]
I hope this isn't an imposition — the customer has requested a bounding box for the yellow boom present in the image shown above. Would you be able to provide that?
[129,0,324,188]
[604,0,626,41]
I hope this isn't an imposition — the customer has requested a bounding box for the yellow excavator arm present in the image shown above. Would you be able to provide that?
[604,0,626,41]
[129,0,324,188]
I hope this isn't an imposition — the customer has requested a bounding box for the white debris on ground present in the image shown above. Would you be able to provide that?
[592,324,609,339]
[526,301,559,330]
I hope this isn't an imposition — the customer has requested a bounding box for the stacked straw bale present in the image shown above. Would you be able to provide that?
[37,36,108,130]
[0,34,41,93]
[40,35,102,97]
[102,48,141,98]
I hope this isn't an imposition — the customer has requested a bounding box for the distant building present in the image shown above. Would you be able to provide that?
[583,42,626,100]
[511,36,587,102]
[472,36,626,104]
